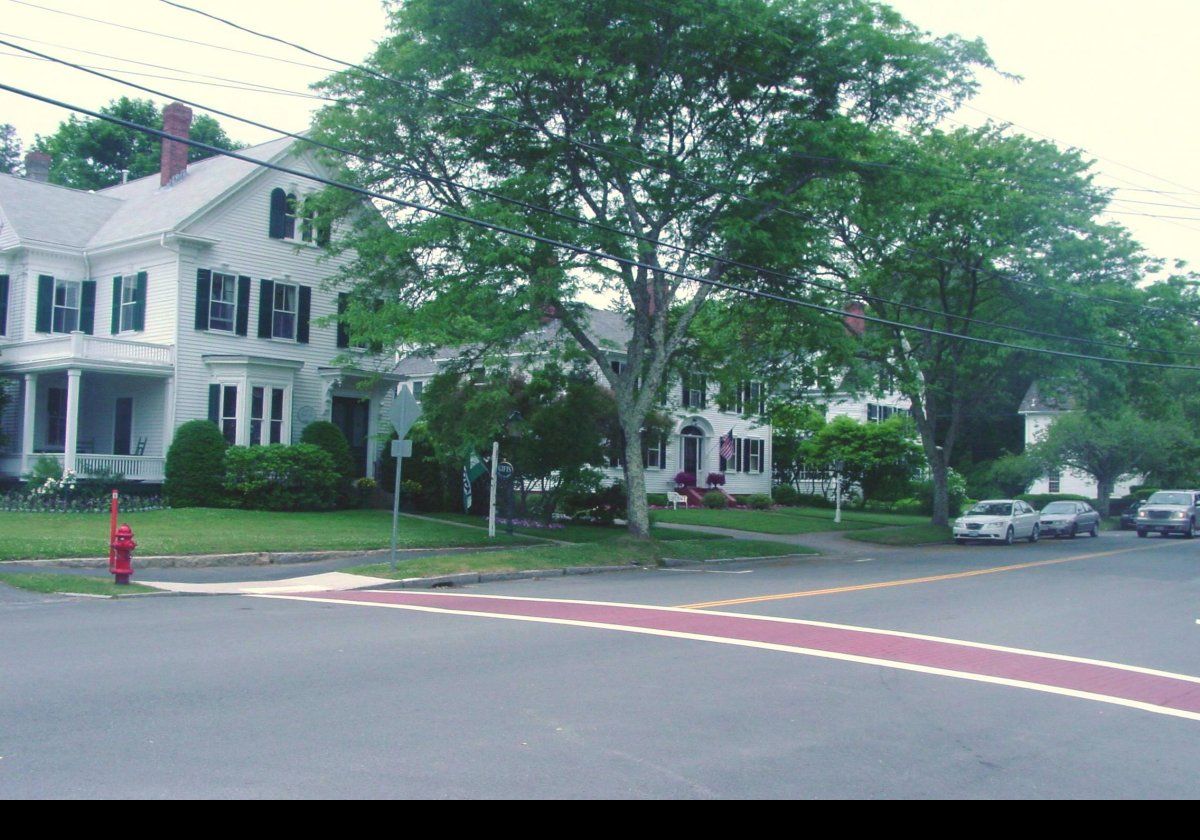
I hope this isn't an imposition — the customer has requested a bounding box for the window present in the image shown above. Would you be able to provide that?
[119,276,139,332]
[1048,472,1061,493]
[643,434,667,469]
[250,386,286,445]
[46,387,67,448]
[682,373,706,409]
[209,273,238,333]
[734,381,765,415]
[741,438,764,473]
[272,282,297,340]
[283,193,298,240]
[412,380,423,402]
[52,279,81,333]
[208,384,239,445]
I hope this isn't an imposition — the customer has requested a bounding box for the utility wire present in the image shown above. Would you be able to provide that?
[6,36,1195,362]
[157,0,1191,320]
[4,82,1198,373]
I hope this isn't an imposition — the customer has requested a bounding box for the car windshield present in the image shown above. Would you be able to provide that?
[1148,492,1192,506]
[1042,502,1076,514]
[967,503,1012,517]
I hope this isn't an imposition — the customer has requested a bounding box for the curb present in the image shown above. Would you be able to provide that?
[373,563,642,589]
[2,544,519,570]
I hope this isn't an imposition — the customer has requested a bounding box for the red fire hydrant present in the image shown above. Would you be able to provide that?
[110,523,136,585]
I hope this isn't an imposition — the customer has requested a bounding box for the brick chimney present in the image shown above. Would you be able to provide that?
[24,152,50,183]
[160,101,193,186]
[843,300,867,337]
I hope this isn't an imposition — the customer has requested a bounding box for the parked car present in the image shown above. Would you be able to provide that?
[1135,490,1200,538]
[953,499,1040,545]
[1119,501,1143,531]
[1037,501,1100,538]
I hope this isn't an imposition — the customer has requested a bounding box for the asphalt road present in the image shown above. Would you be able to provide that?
[2,529,1198,799]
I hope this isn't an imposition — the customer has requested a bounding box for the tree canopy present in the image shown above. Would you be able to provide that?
[0,124,20,175]
[313,0,993,537]
[32,97,242,190]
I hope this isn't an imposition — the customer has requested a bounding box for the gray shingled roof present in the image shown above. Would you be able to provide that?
[393,307,634,378]
[0,173,121,250]
[1018,381,1077,413]
[0,136,295,251]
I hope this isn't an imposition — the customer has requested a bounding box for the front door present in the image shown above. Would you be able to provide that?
[113,397,133,456]
[331,396,370,478]
[681,427,703,478]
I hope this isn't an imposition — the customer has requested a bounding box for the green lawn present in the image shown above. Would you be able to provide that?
[650,505,932,535]
[347,536,812,579]
[0,509,535,561]
[0,572,157,597]
[421,512,722,543]
[841,524,953,546]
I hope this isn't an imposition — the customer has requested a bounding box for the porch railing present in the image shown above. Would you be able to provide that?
[9,453,165,482]
[0,333,174,369]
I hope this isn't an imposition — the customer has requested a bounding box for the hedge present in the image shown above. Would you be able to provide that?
[164,420,228,507]
[223,444,341,511]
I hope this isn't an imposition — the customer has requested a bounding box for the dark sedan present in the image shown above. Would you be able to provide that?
[1120,501,1143,530]
[1038,501,1101,538]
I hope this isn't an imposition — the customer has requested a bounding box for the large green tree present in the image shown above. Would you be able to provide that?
[32,97,242,190]
[826,125,1151,525]
[0,124,20,175]
[313,0,991,538]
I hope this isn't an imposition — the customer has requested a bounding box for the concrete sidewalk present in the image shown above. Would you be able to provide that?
[139,571,394,595]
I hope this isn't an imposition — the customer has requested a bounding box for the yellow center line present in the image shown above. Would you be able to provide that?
[677,542,1173,610]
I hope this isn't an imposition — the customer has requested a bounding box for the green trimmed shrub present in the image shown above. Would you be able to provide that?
[702,490,727,509]
[772,484,799,506]
[646,493,669,507]
[164,420,229,507]
[223,444,340,511]
[1015,492,1090,511]
[1130,487,1160,502]
[300,421,355,479]
[745,493,772,510]
[795,492,833,508]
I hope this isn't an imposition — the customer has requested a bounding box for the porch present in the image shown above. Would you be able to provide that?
[0,362,172,483]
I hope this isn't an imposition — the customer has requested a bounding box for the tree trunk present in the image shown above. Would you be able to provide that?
[1096,479,1114,517]
[929,451,950,527]
[622,421,651,540]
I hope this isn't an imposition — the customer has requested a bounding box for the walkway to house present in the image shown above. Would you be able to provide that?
[651,521,896,558]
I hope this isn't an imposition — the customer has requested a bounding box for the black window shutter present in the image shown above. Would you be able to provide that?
[194,269,211,330]
[681,375,690,408]
[79,280,96,335]
[336,293,350,348]
[700,375,707,409]
[111,276,123,334]
[207,384,220,424]
[235,276,251,336]
[269,188,287,239]
[36,274,54,333]
[134,271,147,331]
[297,285,311,344]
[737,438,744,473]
[0,275,9,335]
[258,279,275,338]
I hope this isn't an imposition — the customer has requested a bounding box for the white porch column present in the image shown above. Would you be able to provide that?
[162,375,176,453]
[21,373,38,471]
[64,368,81,472]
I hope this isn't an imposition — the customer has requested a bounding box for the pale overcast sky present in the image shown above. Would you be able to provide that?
[3,0,1199,276]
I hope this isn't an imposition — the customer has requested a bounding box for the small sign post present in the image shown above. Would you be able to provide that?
[389,386,422,570]
[497,460,515,536]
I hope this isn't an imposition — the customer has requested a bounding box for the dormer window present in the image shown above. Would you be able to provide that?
[269,187,330,246]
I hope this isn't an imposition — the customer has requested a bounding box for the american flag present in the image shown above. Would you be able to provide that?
[720,429,735,461]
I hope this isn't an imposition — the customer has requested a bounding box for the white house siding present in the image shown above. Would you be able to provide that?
[1022,411,1138,499]
[171,149,387,474]
[88,243,179,346]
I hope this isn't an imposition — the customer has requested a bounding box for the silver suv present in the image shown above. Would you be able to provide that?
[1135,490,1200,538]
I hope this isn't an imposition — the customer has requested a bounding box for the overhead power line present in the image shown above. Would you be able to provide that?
[5,36,1196,362]
[3,82,1198,373]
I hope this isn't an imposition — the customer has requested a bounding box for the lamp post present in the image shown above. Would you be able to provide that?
[833,459,844,524]
[503,410,523,536]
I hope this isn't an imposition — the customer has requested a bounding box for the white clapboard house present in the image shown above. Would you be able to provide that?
[0,103,397,484]
[393,307,775,501]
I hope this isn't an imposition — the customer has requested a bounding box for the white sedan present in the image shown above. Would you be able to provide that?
[953,499,1041,545]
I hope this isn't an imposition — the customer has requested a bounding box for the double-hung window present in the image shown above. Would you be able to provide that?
[52,280,81,333]
[119,277,139,332]
[272,283,298,340]
[209,273,238,333]
[250,386,286,445]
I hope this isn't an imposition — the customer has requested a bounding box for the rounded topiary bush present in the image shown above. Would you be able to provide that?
[702,490,728,509]
[164,420,229,507]
[299,421,356,480]
[745,493,773,510]
[772,484,799,506]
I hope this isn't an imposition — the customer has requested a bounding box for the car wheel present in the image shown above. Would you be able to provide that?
[1004,526,1014,546]
[1137,529,1147,538]
[955,538,966,545]
[1069,523,1077,539]
[1029,524,1040,543]
[1186,520,1196,539]
[1089,522,1098,537]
